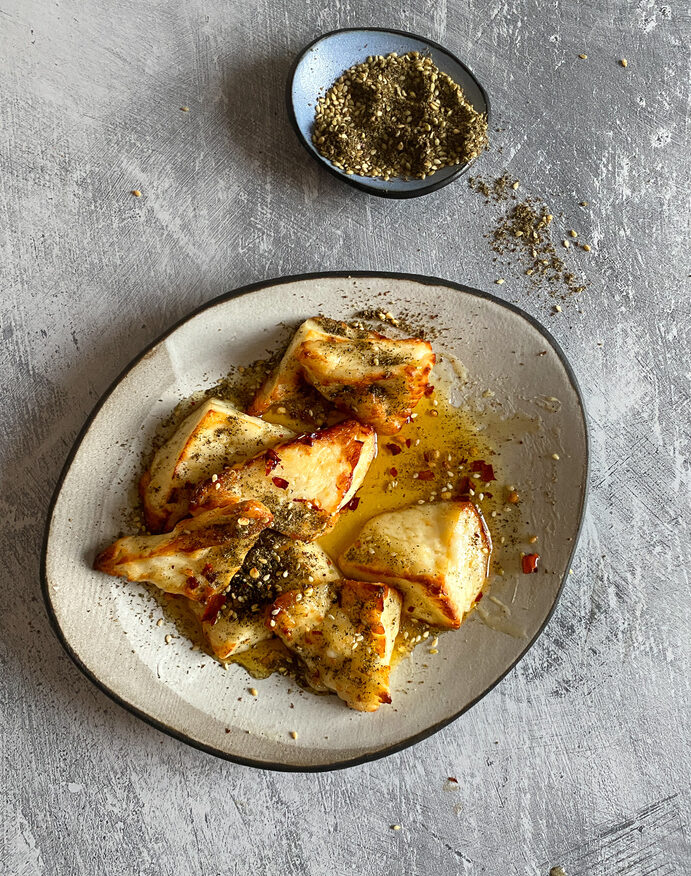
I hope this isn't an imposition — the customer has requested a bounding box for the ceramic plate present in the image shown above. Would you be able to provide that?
[42,273,588,771]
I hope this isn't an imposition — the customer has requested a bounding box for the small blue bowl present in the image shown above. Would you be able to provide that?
[287,27,491,199]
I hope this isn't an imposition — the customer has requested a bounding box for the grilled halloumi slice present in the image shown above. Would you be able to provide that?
[94,500,272,604]
[338,501,492,629]
[247,318,330,417]
[190,420,376,540]
[269,579,402,712]
[189,533,340,660]
[296,334,435,434]
[140,398,294,532]
[248,316,435,434]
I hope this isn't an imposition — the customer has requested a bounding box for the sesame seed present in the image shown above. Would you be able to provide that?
[620,58,628,67]
[131,190,141,197]
[283,571,289,578]
[215,482,221,490]
[290,731,298,739]
[582,243,591,251]
[164,635,172,644]
[156,618,164,627]
[211,474,218,482]
[391,824,401,831]
[554,304,562,312]
[578,53,588,59]
[512,180,519,189]
[180,106,190,111]
[429,648,439,655]
[249,688,258,696]
[249,567,260,579]
[269,620,276,627]
[569,229,578,238]
[495,278,505,285]
[552,452,560,460]
[431,637,439,647]
[271,609,280,615]
[528,535,538,543]
[562,239,570,248]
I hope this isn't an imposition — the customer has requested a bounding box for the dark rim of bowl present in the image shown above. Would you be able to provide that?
[285,27,492,199]
[41,271,589,773]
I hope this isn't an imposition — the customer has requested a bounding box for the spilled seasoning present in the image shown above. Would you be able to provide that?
[469,173,590,300]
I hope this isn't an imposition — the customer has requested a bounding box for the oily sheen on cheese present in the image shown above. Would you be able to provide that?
[338,501,492,629]
[248,316,434,434]
[269,579,402,712]
[190,420,376,540]
[140,398,294,532]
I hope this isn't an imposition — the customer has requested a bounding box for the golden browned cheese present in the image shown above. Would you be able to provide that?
[189,533,341,660]
[93,500,272,604]
[296,335,434,434]
[189,420,376,541]
[268,579,402,712]
[248,316,434,434]
[339,501,491,629]
[139,398,293,532]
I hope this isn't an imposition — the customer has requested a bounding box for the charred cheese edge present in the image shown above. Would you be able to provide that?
[190,534,340,660]
[338,501,492,629]
[269,579,402,712]
[94,500,272,604]
[140,398,294,532]
[190,420,376,541]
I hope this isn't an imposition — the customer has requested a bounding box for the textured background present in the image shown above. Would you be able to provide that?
[2,1,689,874]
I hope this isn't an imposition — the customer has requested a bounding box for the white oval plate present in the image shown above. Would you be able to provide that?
[42,273,588,771]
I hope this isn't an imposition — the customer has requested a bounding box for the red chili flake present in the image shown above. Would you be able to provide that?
[424,384,435,397]
[522,553,540,574]
[389,467,398,477]
[475,591,484,602]
[298,434,315,446]
[201,564,217,583]
[447,776,458,784]
[202,593,226,624]
[405,438,411,448]
[272,476,289,489]
[265,448,281,475]
[385,443,402,456]
[470,460,496,481]
[345,496,360,511]
[186,576,199,590]
[418,470,435,481]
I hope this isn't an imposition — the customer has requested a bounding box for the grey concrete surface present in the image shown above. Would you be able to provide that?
[1,1,689,874]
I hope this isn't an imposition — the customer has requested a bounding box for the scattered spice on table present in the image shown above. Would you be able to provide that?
[312,51,488,180]
[469,174,589,299]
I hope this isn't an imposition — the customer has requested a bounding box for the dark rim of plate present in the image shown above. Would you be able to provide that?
[41,271,589,773]
[285,27,492,199]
